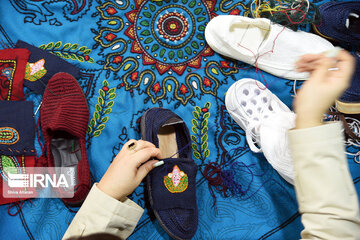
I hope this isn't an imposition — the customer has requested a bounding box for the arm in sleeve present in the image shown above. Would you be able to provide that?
[289,122,360,240]
[62,184,144,240]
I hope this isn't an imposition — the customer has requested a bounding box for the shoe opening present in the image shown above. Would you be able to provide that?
[50,131,80,186]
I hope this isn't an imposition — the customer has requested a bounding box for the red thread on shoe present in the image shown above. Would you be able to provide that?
[236,25,286,90]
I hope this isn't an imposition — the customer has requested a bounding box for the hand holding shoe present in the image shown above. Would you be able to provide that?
[98,140,162,201]
[294,50,355,129]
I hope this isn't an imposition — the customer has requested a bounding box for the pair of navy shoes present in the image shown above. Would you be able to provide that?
[140,108,198,240]
[314,1,360,114]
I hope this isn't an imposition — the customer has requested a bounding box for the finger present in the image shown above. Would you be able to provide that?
[296,64,317,73]
[122,139,155,152]
[136,160,159,182]
[117,139,138,155]
[336,49,354,62]
[296,58,324,72]
[335,50,356,78]
[296,54,324,65]
[296,58,323,68]
[123,140,156,154]
[113,139,139,162]
[133,140,156,151]
[310,57,334,81]
[124,139,137,149]
[132,147,162,167]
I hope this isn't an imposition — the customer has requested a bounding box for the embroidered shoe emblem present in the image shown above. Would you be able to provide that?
[0,127,20,145]
[24,59,47,82]
[164,165,188,193]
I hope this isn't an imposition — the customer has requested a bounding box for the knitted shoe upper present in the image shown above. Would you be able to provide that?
[316,1,360,47]
[40,72,90,204]
[41,72,89,139]
[142,108,191,159]
[141,108,198,240]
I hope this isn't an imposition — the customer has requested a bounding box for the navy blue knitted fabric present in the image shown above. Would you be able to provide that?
[0,101,35,156]
[317,1,360,47]
[143,108,191,158]
[142,108,198,239]
[15,40,80,95]
[149,158,197,210]
[157,207,198,240]
[143,108,178,146]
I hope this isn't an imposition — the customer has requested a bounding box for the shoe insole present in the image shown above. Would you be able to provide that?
[51,138,79,185]
[158,125,179,158]
[231,23,269,54]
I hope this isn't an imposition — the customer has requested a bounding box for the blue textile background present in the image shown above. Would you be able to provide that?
[0,0,359,239]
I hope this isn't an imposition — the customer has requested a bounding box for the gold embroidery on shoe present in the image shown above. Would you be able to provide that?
[164,165,188,193]
[25,59,47,82]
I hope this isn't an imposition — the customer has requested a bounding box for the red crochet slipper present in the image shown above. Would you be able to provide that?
[40,72,90,205]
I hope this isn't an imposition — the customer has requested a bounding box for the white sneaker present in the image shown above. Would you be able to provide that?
[205,15,334,80]
[225,78,296,184]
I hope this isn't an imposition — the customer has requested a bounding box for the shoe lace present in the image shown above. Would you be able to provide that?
[243,98,282,153]
[244,104,296,184]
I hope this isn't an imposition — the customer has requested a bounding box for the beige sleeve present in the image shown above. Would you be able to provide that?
[289,122,360,240]
[62,184,144,240]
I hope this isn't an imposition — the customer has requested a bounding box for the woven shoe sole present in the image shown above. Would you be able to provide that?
[336,100,360,114]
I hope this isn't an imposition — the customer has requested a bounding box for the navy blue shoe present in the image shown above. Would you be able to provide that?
[140,108,198,240]
[313,1,360,47]
[336,55,360,114]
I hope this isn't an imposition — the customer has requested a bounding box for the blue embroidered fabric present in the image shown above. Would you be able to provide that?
[0,101,35,156]
[0,0,359,239]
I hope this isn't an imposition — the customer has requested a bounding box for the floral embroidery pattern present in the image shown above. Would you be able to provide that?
[0,60,16,100]
[91,0,230,107]
[0,127,20,145]
[25,59,47,82]
[39,41,94,63]
[164,165,188,193]
[9,0,91,25]
[86,80,116,148]
[191,102,210,160]
[122,0,214,75]
[157,11,189,42]
[0,155,21,181]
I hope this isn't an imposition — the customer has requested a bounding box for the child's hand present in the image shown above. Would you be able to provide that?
[98,140,162,201]
[294,50,355,129]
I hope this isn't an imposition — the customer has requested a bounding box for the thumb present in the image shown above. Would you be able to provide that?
[310,57,335,81]
[136,160,159,182]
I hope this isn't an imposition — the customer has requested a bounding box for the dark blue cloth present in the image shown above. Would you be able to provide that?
[143,108,191,159]
[0,101,35,156]
[142,107,198,239]
[317,1,360,47]
[15,40,80,95]
[149,158,197,210]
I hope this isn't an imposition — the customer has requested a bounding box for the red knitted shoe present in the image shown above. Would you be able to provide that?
[40,72,90,205]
